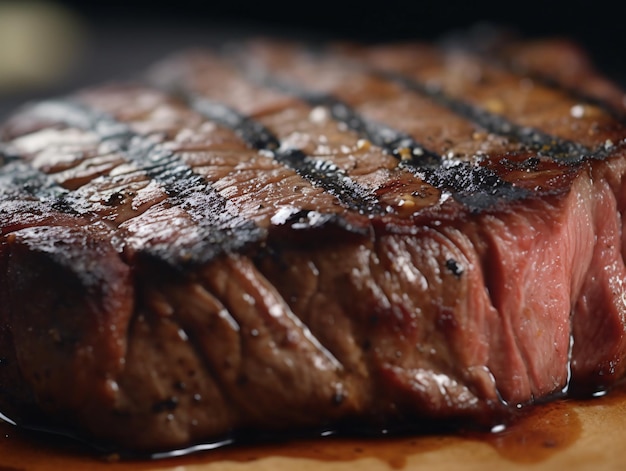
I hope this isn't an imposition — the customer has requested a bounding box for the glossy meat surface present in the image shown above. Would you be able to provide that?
[1,34,626,452]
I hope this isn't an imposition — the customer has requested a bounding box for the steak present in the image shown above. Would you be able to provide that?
[1,32,626,453]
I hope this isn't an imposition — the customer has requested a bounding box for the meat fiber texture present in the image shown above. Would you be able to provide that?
[0,33,626,453]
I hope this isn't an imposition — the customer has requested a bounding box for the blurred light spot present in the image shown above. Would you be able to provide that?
[0,1,84,92]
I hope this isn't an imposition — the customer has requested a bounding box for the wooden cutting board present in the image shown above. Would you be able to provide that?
[0,384,624,471]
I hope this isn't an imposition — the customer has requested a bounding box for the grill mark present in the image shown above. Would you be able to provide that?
[182,93,385,216]
[24,99,265,265]
[504,63,626,124]
[0,159,70,203]
[371,69,611,164]
[237,67,530,210]
[0,139,77,222]
[439,31,626,123]
[264,42,601,162]
[248,73,442,168]
[235,42,616,163]
[223,47,442,168]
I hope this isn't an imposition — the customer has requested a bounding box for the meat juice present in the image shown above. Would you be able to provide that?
[2,384,626,470]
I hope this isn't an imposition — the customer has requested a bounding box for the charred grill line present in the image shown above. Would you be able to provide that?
[121,141,265,265]
[373,70,610,163]
[186,93,385,215]
[0,117,76,214]
[507,64,626,123]
[287,42,598,161]
[247,74,441,168]
[24,99,264,265]
[439,31,626,123]
[0,160,70,205]
[0,137,76,217]
[327,100,439,166]
[409,161,530,210]
[319,97,441,167]
[180,99,280,150]
[243,70,530,209]
[226,55,441,168]
[508,67,626,123]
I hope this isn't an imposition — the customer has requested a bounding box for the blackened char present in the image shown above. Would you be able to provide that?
[1,33,626,453]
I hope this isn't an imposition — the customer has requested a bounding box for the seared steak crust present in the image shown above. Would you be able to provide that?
[1,33,626,452]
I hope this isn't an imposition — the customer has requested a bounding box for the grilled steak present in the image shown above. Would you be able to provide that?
[1,33,626,453]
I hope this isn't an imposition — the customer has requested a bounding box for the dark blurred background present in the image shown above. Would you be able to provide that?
[1,0,625,119]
